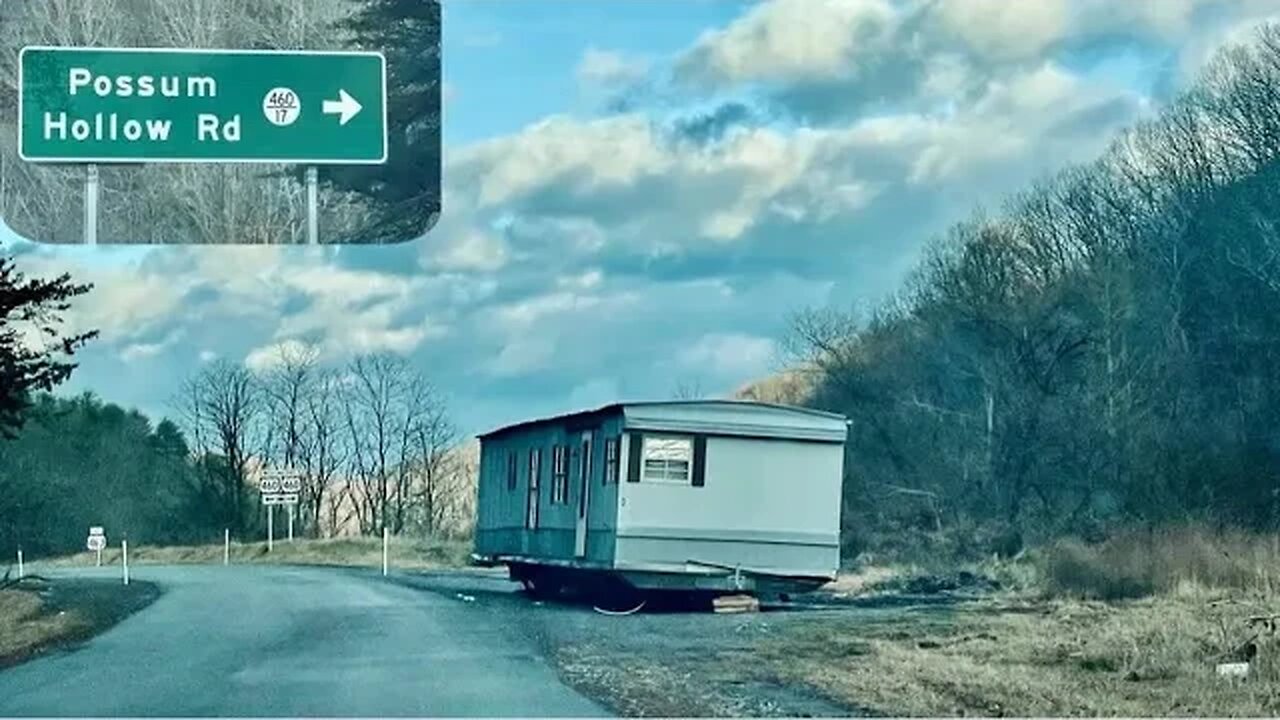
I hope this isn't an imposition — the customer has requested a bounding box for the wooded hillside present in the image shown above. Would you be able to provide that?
[785,24,1280,563]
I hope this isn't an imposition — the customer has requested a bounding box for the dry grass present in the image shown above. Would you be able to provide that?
[750,592,1280,716]
[742,528,1280,716]
[34,535,472,572]
[0,587,84,665]
[1040,526,1280,600]
[824,566,909,596]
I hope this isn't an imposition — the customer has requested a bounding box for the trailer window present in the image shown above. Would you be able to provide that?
[551,444,569,503]
[604,437,619,484]
[641,437,693,483]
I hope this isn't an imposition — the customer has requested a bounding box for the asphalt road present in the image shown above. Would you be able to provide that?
[0,565,609,717]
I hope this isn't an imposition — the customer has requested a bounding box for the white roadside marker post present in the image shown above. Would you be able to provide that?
[382,527,389,577]
[16,548,23,579]
[224,528,230,566]
[287,505,294,544]
[122,540,129,586]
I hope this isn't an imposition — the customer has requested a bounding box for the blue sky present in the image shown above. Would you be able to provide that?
[5,0,1280,437]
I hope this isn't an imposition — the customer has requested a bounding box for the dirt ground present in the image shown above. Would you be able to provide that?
[390,569,979,717]
[390,568,1280,717]
[0,577,160,669]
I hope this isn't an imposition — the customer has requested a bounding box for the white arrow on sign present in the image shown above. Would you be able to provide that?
[323,89,363,126]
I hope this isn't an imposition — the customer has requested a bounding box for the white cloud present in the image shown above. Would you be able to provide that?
[678,333,776,379]
[927,0,1073,62]
[118,330,184,363]
[675,0,896,86]
[487,335,557,377]
[576,48,649,90]
[243,339,317,373]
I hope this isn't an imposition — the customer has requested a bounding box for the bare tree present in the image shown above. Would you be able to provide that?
[301,369,348,537]
[176,360,263,533]
[340,353,461,537]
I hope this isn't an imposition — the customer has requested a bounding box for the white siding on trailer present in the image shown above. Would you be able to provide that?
[618,436,841,541]
[623,403,846,442]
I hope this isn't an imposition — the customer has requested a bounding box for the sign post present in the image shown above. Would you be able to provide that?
[121,539,129,586]
[84,164,98,245]
[224,528,229,566]
[18,47,388,245]
[16,548,22,579]
[306,166,318,245]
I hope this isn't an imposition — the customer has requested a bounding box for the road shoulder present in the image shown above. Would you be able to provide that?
[0,576,160,670]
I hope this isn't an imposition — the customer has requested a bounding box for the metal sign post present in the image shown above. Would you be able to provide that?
[224,528,230,565]
[267,505,274,553]
[16,548,22,579]
[84,164,98,245]
[306,166,318,245]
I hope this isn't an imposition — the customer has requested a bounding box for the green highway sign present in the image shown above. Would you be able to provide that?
[19,46,387,164]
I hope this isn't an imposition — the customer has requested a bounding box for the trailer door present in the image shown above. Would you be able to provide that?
[575,430,593,557]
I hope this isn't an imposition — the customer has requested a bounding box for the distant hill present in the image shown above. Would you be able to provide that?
[733,367,818,406]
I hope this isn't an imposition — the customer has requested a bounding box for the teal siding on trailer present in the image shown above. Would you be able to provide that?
[474,409,622,565]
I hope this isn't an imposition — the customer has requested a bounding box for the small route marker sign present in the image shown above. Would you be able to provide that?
[19,46,387,164]
[87,526,106,551]
[260,469,301,505]
[262,493,300,506]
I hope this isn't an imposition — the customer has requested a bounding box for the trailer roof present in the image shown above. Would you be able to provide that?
[476,399,846,440]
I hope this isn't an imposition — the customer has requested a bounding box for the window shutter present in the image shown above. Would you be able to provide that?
[626,432,642,482]
[692,435,707,487]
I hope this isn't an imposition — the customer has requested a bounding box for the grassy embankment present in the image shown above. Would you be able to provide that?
[0,581,79,667]
[0,576,160,668]
[747,526,1280,716]
[34,535,473,572]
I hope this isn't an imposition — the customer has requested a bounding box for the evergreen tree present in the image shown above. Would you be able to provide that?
[0,256,96,438]
[327,0,442,243]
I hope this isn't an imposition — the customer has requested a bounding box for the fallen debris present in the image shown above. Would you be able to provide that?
[713,594,760,614]
[593,600,646,616]
[1217,662,1250,679]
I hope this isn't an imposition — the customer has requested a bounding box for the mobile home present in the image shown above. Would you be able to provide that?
[473,400,848,597]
